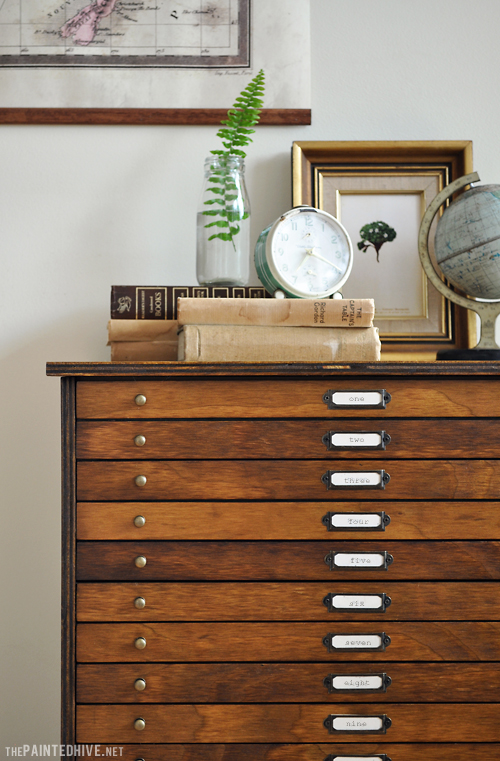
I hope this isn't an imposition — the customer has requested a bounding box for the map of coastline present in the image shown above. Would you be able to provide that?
[0,0,249,66]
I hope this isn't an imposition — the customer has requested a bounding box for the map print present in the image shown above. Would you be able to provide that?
[0,0,249,66]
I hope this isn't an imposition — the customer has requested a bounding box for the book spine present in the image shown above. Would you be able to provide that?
[178,325,380,362]
[110,341,178,361]
[177,297,374,327]
[111,286,271,320]
[107,319,178,342]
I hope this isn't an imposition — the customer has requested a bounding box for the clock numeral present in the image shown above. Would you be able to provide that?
[280,233,289,241]
[291,221,298,230]
[278,248,285,256]
[282,264,289,272]
[305,216,313,226]
[331,234,338,243]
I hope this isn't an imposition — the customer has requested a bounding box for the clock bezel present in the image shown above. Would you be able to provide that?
[259,206,353,299]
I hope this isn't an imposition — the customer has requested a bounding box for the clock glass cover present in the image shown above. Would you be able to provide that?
[255,206,353,298]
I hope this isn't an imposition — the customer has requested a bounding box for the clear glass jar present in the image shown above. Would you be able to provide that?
[196,155,250,286]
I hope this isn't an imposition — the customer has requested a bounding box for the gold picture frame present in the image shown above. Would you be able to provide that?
[292,140,476,360]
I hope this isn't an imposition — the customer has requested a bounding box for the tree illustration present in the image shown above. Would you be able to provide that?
[357,221,397,262]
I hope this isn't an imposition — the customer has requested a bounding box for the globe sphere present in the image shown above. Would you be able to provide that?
[434,184,500,299]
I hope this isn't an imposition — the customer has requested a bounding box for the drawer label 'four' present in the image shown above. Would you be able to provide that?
[322,512,391,531]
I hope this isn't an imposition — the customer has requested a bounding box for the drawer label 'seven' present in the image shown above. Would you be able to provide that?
[323,511,391,532]
[323,593,391,613]
[322,470,390,490]
[325,551,393,570]
[324,714,392,734]
[324,633,389,651]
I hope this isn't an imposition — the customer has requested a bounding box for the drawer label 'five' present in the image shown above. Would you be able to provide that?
[325,551,393,571]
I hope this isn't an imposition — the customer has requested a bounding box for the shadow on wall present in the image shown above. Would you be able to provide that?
[0,311,108,747]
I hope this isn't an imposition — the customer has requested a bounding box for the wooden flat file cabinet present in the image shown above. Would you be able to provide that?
[47,361,500,761]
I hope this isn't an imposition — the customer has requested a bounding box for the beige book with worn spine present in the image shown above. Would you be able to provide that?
[178,324,380,362]
[177,297,375,328]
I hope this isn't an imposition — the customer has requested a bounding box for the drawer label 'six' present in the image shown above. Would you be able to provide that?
[323,593,391,613]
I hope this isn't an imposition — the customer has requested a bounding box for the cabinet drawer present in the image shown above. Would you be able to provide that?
[66,742,500,761]
[76,702,500,743]
[76,621,500,662]
[76,378,500,419]
[77,459,500,501]
[77,662,500,704]
[77,500,500,540]
[76,418,500,459]
[76,540,500,581]
[76,581,500,621]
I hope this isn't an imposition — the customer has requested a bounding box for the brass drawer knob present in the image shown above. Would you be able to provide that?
[135,475,147,487]
[134,678,147,692]
[134,718,146,731]
[134,394,147,406]
[134,435,146,447]
[134,515,146,528]
[134,596,146,609]
[134,555,147,568]
[134,637,147,650]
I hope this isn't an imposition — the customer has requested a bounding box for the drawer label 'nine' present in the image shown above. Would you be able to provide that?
[324,714,392,733]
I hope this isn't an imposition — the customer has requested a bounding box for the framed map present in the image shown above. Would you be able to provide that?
[0,0,311,123]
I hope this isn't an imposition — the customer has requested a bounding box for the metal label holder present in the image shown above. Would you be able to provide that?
[324,550,394,571]
[324,755,392,761]
[322,470,390,490]
[322,430,391,451]
[322,511,391,532]
[323,672,392,694]
[323,713,392,734]
[322,389,392,409]
[323,632,391,653]
[323,592,392,613]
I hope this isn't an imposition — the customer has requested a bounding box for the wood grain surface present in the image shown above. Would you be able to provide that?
[76,500,500,540]
[75,378,500,419]
[77,459,500,500]
[76,581,500,621]
[76,662,500,703]
[76,621,500,662]
[76,418,500,459]
[76,540,500,581]
[66,742,500,761]
[75,703,500,742]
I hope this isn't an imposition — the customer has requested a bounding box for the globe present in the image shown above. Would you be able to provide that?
[434,184,500,299]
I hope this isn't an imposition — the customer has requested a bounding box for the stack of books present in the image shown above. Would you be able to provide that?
[108,285,380,362]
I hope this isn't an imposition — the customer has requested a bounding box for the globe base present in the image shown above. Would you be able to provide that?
[437,348,500,361]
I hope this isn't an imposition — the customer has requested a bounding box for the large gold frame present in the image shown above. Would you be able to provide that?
[292,140,475,360]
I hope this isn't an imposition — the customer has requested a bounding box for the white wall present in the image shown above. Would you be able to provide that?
[2,0,500,748]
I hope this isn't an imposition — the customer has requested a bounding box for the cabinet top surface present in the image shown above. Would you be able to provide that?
[46,360,500,378]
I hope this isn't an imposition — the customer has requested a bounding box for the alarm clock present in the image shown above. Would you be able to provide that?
[254,205,353,298]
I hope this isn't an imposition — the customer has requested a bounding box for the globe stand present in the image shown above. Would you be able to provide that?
[418,172,500,360]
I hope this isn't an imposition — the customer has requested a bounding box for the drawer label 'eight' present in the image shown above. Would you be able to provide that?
[323,431,391,450]
[323,593,391,612]
[323,511,391,531]
[323,632,391,652]
[322,470,390,489]
[323,673,392,693]
[324,714,392,733]
[323,389,391,409]
[325,551,393,571]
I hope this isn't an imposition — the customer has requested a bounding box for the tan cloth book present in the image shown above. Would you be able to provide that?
[178,325,380,362]
[177,297,375,328]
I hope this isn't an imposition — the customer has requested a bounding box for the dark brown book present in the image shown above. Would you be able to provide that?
[111,285,272,320]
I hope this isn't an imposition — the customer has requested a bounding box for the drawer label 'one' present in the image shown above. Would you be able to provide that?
[324,714,392,733]
[323,632,391,652]
[323,389,392,409]
[323,511,391,532]
[323,593,391,613]
[322,470,390,490]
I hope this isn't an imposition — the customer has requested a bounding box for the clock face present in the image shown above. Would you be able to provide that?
[267,207,353,298]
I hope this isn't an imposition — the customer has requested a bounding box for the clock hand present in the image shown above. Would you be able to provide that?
[294,249,313,273]
[310,250,343,272]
